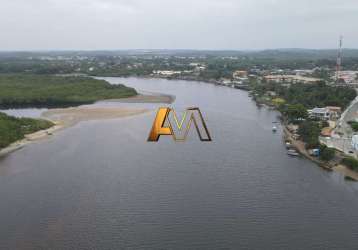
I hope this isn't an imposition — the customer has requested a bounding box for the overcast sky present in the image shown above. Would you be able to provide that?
[0,0,357,50]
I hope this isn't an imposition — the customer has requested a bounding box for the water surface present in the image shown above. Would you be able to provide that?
[0,77,358,249]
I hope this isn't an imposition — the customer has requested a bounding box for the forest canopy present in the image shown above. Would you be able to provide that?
[0,74,137,108]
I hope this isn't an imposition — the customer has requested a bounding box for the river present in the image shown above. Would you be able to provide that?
[1,77,358,249]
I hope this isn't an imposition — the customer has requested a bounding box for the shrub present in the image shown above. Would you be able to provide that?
[319,145,335,161]
[341,157,358,171]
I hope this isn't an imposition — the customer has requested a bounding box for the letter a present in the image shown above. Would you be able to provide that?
[147,107,173,141]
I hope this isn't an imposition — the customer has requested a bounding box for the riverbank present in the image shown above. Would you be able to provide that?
[279,102,358,180]
[0,107,149,158]
[0,122,64,158]
[42,107,149,127]
[283,126,333,170]
[0,93,174,158]
[174,75,358,181]
[96,93,175,104]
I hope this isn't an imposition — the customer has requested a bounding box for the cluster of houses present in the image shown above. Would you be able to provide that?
[308,106,342,121]
[336,71,358,84]
[264,75,322,84]
[152,63,207,77]
[288,106,342,141]
[152,70,187,76]
[307,106,342,138]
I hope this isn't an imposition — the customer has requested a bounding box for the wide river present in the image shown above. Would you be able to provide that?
[1,77,358,249]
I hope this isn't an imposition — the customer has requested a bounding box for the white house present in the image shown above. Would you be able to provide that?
[308,107,331,120]
[352,135,358,151]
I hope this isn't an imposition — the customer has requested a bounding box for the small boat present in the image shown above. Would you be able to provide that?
[272,126,277,132]
[287,149,299,156]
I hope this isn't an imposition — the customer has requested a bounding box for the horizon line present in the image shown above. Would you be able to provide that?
[1,48,358,53]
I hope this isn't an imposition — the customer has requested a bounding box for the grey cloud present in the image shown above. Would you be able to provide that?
[0,0,356,50]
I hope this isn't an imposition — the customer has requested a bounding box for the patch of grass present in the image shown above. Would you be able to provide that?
[347,121,358,132]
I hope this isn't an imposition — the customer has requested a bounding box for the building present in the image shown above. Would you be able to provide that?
[321,127,333,137]
[338,71,358,84]
[308,107,331,120]
[233,70,248,79]
[352,135,358,151]
[294,69,314,76]
[153,70,182,76]
[326,106,342,120]
[220,78,232,86]
[308,106,341,121]
[190,63,206,72]
[264,75,321,84]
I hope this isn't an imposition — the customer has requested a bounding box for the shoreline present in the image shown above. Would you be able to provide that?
[104,76,358,181]
[108,76,358,181]
[0,122,64,158]
[0,93,173,158]
[284,126,358,181]
[2,75,358,181]
[283,126,333,170]
[150,74,358,181]
[96,93,175,104]
[0,108,149,158]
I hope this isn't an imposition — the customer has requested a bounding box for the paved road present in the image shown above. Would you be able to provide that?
[327,94,358,156]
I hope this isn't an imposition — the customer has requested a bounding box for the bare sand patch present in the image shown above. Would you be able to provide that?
[0,107,149,158]
[98,94,175,104]
[42,107,149,127]
[0,93,174,158]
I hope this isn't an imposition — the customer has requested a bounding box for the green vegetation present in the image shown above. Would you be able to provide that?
[319,145,335,161]
[271,98,285,106]
[252,81,356,110]
[284,104,308,121]
[278,82,356,109]
[251,81,357,152]
[0,112,53,149]
[347,121,358,132]
[341,157,358,172]
[0,74,137,108]
[298,121,321,148]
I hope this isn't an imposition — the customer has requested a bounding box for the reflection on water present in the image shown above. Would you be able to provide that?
[0,77,358,249]
[0,108,48,118]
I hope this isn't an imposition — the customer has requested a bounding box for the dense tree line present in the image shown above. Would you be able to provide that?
[251,81,357,151]
[253,81,356,110]
[2,50,358,78]
[0,74,137,108]
[277,82,356,109]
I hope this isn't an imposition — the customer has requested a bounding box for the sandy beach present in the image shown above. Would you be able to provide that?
[42,107,149,127]
[0,107,149,158]
[0,123,64,158]
[0,93,172,158]
[99,93,175,104]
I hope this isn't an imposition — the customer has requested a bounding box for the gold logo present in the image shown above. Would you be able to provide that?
[147,107,212,142]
